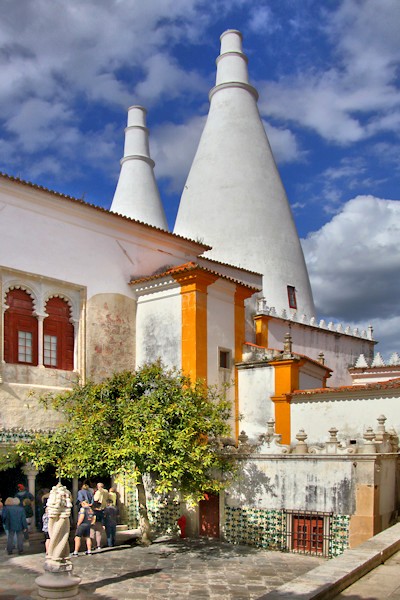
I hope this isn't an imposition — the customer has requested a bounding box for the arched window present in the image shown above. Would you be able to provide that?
[4,289,38,365]
[43,297,74,370]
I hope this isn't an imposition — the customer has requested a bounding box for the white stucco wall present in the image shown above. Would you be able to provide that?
[135,287,182,370]
[227,456,356,514]
[238,365,275,442]
[0,181,203,301]
[207,280,235,387]
[291,394,400,444]
[267,318,375,387]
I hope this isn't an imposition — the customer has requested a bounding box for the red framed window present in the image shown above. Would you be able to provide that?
[43,297,74,370]
[4,289,38,365]
[287,285,297,309]
[293,514,324,554]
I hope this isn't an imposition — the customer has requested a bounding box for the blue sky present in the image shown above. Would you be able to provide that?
[1,0,399,359]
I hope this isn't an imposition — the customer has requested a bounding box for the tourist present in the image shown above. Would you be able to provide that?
[22,498,34,532]
[104,498,118,547]
[108,486,117,506]
[76,483,93,508]
[90,501,104,550]
[71,500,94,556]
[93,482,109,509]
[42,497,50,555]
[2,497,27,555]
[15,483,34,505]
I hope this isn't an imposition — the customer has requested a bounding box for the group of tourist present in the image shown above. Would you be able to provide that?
[0,484,34,555]
[2,481,120,556]
[71,482,119,556]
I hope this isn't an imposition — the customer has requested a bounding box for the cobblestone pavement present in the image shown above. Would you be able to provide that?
[0,533,324,600]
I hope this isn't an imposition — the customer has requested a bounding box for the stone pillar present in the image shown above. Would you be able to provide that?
[36,314,45,367]
[22,462,39,532]
[36,482,81,598]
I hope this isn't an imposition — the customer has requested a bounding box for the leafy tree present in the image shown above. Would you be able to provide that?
[13,362,236,544]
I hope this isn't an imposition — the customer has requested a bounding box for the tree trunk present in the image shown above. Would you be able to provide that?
[136,475,152,546]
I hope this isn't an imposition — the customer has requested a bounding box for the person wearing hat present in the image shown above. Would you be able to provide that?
[15,484,34,506]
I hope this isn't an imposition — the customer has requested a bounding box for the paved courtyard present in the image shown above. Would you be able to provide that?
[0,533,324,600]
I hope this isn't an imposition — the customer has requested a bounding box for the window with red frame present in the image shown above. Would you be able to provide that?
[4,289,38,366]
[43,297,74,370]
[287,285,297,309]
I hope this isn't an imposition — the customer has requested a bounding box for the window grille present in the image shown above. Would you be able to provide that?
[285,510,331,557]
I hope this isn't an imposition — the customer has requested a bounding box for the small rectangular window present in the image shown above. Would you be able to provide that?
[44,334,57,367]
[287,285,297,309]
[18,331,33,363]
[219,349,231,369]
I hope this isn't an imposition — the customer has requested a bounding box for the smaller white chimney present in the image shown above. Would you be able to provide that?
[110,106,168,230]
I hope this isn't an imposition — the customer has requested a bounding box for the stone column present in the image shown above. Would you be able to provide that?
[22,462,39,532]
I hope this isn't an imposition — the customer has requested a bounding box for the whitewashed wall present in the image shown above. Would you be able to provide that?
[291,394,400,444]
[227,456,356,514]
[237,365,275,442]
[135,287,182,370]
[207,280,235,386]
[267,318,375,387]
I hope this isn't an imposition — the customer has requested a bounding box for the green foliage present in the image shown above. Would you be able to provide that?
[15,362,236,501]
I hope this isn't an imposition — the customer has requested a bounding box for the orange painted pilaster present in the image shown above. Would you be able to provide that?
[254,314,270,347]
[173,270,218,383]
[269,359,303,445]
[234,286,255,441]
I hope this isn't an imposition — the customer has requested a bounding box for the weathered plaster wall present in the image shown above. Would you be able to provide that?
[227,456,356,514]
[0,381,69,429]
[237,365,274,441]
[86,293,136,382]
[135,288,181,370]
[291,395,400,444]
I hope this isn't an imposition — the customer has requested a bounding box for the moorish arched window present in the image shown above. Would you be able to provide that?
[4,288,38,365]
[43,297,74,370]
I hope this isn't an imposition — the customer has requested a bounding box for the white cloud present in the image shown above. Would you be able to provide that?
[152,115,206,193]
[302,195,400,357]
[263,121,305,164]
[258,0,400,144]
[247,6,275,34]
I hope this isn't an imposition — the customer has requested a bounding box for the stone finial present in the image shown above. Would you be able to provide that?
[293,429,308,454]
[238,430,249,445]
[371,352,385,367]
[319,319,326,329]
[354,354,369,368]
[282,332,293,359]
[267,418,275,437]
[328,427,338,442]
[318,352,325,365]
[388,352,400,366]
[368,325,374,340]
[361,427,377,454]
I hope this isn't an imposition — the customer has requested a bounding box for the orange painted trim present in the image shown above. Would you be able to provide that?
[173,269,218,384]
[270,359,301,444]
[254,314,270,347]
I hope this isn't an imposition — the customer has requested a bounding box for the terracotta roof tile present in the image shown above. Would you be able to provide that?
[290,376,400,397]
[130,261,259,290]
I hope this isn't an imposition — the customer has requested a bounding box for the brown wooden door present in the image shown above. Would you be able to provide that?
[199,493,219,538]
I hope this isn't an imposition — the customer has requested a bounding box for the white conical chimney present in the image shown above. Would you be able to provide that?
[174,30,315,317]
[110,106,168,230]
